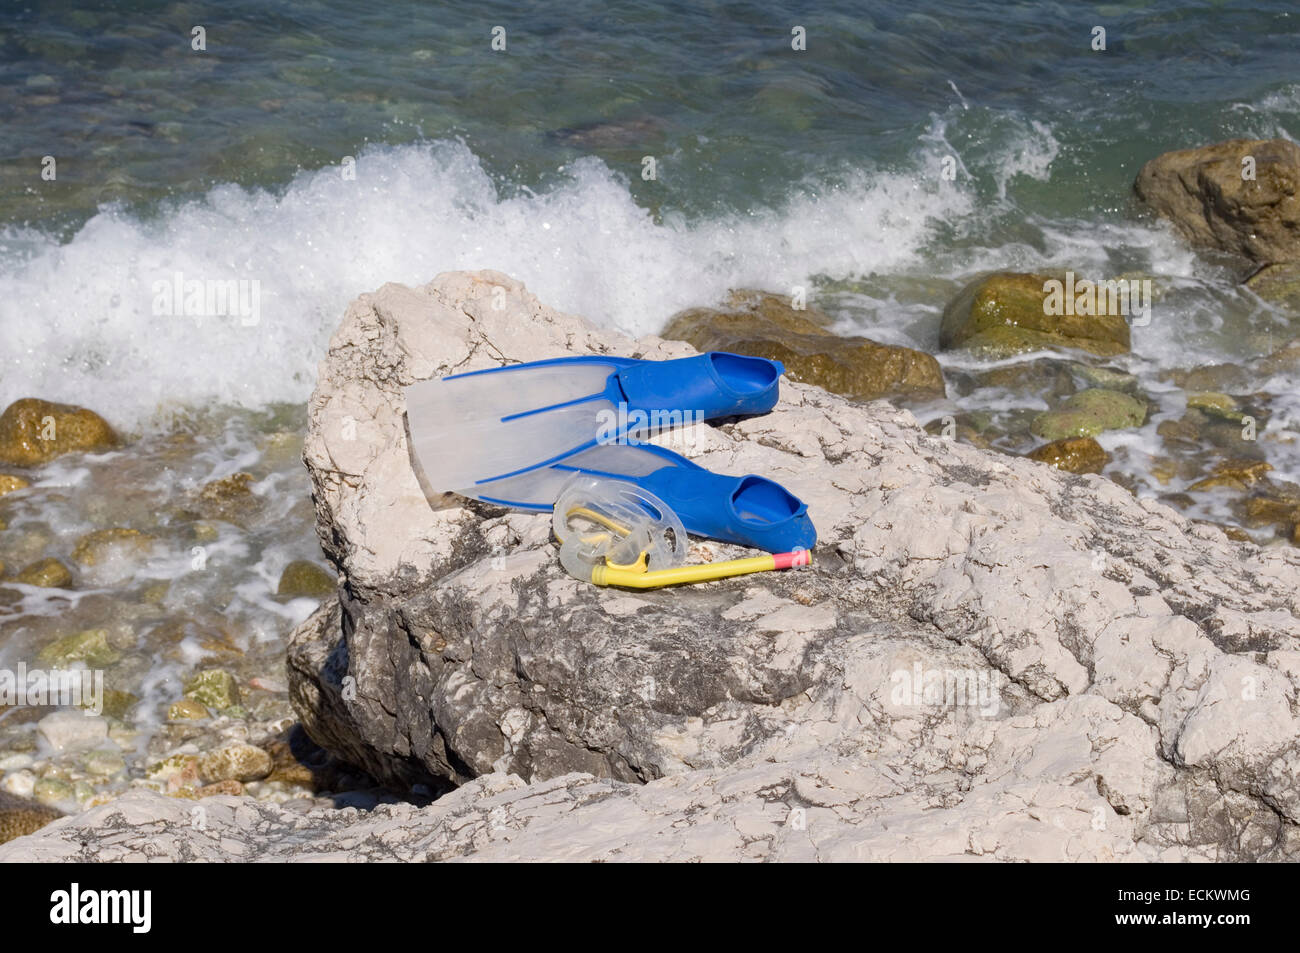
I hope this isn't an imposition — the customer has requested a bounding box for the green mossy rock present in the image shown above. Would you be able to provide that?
[82,689,139,720]
[37,629,121,668]
[1246,262,1300,312]
[70,527,155,566]
[1026,437,1111,475]
[276,560,335,599]
[1069,363,1141,395]
[664,290,946,403]
[1186,392,1245,422]
[166,697,210,721]
[184,669,240,711]
[188,472,263,527]
[1031,389,1147,441]
[15,557,72,588]
[82,749,126,777]
[32,777,73,807]
[0,398,118,467]
[146,754,200,786]
[940,273,1132,358]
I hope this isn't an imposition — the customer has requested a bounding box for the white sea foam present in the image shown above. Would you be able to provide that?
[991,119,1060,200]
[0,139,969,430]
[1230,85,1300,142]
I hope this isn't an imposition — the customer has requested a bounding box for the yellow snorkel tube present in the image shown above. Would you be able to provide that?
[553,478,811,590]
[592,550,811,588]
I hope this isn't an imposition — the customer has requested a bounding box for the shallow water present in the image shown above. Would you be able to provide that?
[0,408,325,809]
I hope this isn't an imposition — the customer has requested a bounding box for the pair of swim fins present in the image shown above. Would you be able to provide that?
[404,351,816,552]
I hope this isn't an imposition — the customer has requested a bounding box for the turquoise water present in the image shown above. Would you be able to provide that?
[4,1,1299,231]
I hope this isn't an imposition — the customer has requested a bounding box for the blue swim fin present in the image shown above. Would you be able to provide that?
[468,442,817,553]
[405,352,783,492]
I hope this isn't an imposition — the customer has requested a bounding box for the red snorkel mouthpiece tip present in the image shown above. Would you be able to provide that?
[772,550,811,570]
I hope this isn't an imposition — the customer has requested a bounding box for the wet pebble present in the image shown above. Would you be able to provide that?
[37,711,109,753]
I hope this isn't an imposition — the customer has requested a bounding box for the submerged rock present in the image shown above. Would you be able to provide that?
[1030,389,1146,441]
[953,357,1077,402]
[262,736,328,787]
[1069,362,1142,394]
[81,743,123,774]
[276,560,335,599]
[69,527,157,587]
[15,557,72,588]
[1166,337,1299,395]
[939,272,1131,358]
[1189,458,1273,493]
[197,744,273,784]
[1261,338,1300,375]
[1244,485,1300,533]
[166,698,209,721]
[1186,391,1246,422]
[31,778,74,810]
[70,527,155,566]
[0,474,29,497]
[1135,138,1300,265]
[0,791,61,845]
[37,710,109,753]
[37,629,121,668]
[184,669,240,712]
[82,749,126,778]
[184,472,264,527]
[923,412,1000,450]
[196,780,244,798]
[550,117,663,150]
[664,290,945,403]
[86,689,138,720]
[0,398,118,467]
[1246,262,1300,312]
[1159,407,1267,460]
[1167,363,1249,395]
[1026,436,1110,475]
[146,754,201,796]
